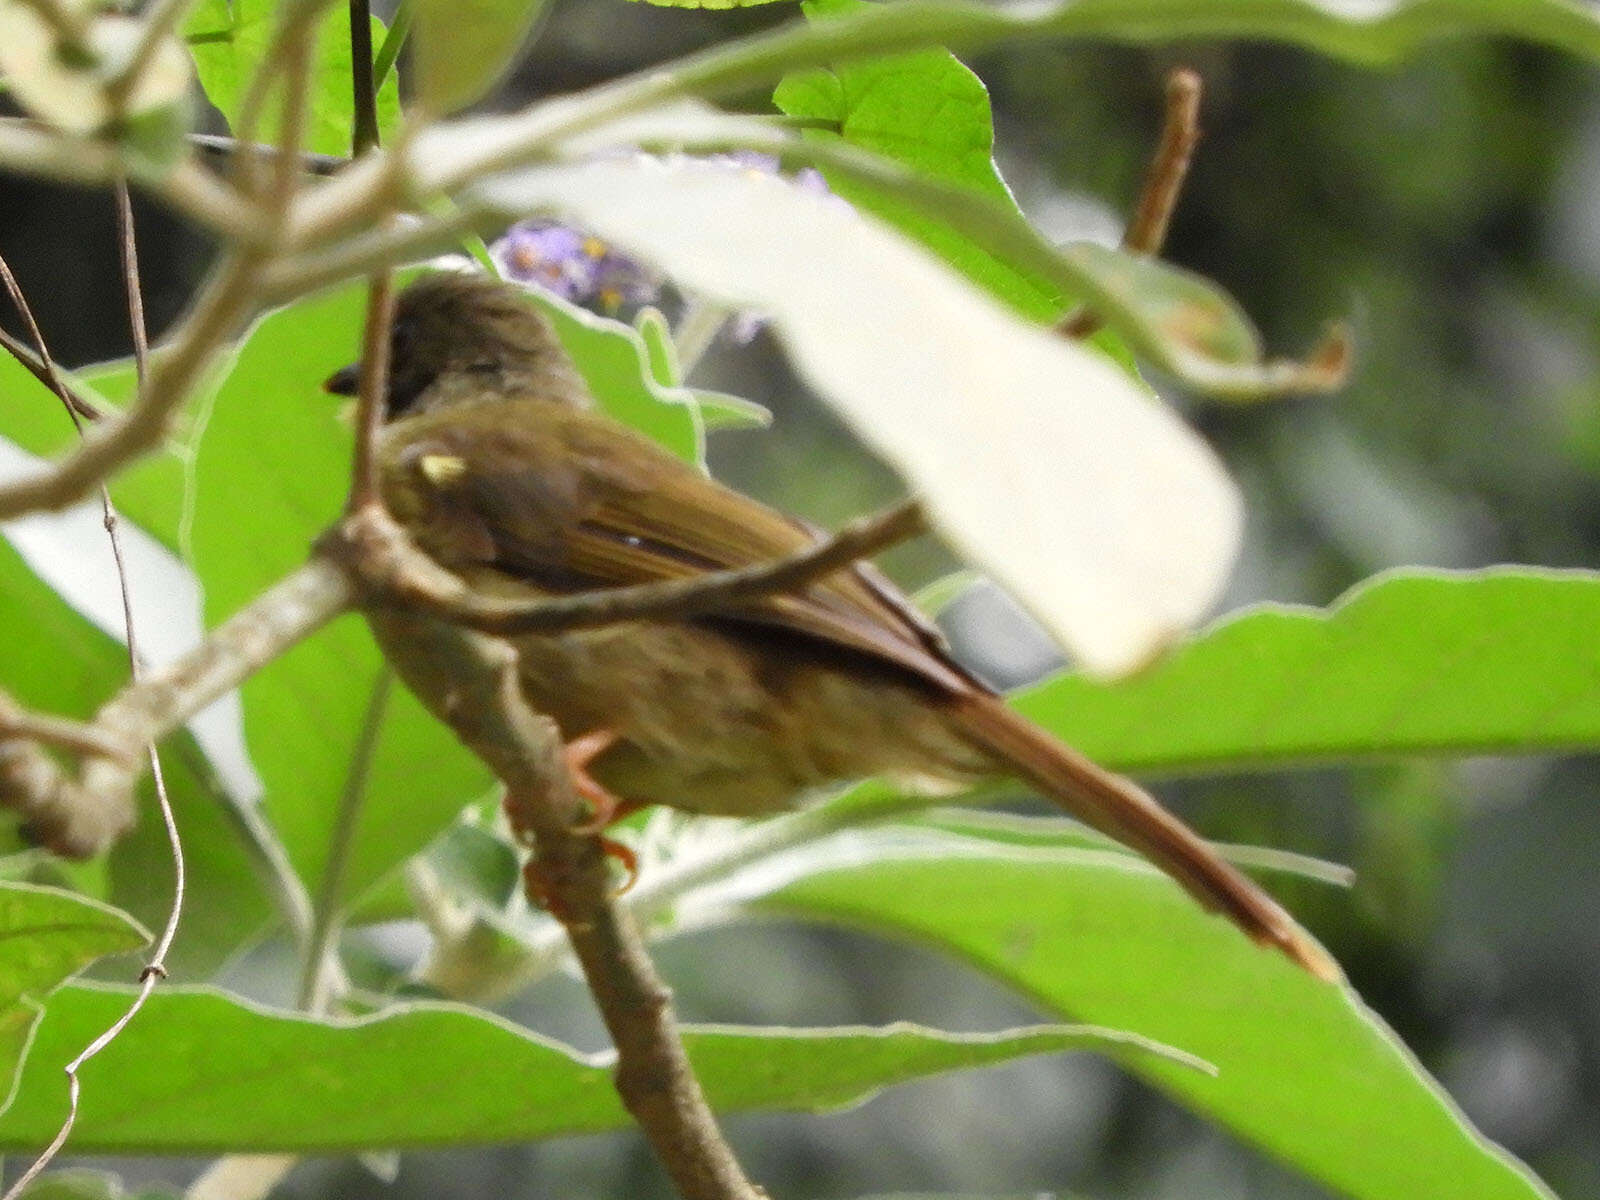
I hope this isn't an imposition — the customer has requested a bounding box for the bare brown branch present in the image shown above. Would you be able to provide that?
[1059,67,1203,340]
[330,499,927,637]
[346,271,397,513]
[1124,68,1203,257]
[417,627,763,1200]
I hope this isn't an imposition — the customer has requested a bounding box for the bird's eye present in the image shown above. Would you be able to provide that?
[465,360,500,375]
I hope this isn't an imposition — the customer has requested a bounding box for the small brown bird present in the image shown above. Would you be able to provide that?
[327,271,1337,981]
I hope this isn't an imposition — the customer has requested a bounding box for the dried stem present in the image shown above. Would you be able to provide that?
[424,629,763,1200]
[335,499,927,636]
[0,325,107,421]
[0,199,184,1198]
[348,0,381,156]
[1059,66,1203,340]
[345,270,397,513]
[0,697,130,761]
[0,247,263,520]
[1123,67,1202,256]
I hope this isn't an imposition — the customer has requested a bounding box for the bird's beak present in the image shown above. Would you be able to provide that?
[323,363,361,395]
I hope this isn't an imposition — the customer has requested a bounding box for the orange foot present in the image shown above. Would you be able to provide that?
[564,730,646,834]
[521,835,639,915]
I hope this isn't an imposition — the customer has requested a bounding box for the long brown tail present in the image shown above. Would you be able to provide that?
[952,694,1340,982]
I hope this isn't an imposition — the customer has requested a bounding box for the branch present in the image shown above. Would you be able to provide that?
[0,558,357,857]
[345,270,397,512]
[348,0,381,156]
[1059,66,1202,340]
[0,249,263,519]
[330,499,927,637]
[422,627,763,1200]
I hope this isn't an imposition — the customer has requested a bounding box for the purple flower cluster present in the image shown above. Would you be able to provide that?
[490,219,661,314]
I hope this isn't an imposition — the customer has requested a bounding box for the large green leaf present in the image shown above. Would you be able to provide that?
[0,539,269,975]
[0,364,183,553]
[0,884,146,1117]
[0,982,1191,1150]
[1014,568,1600,774]
[413,0,552,113]
[665,0,1600,83]
[765,842,1553,1200]
[774,0,1060,321]
[185,0,402,157]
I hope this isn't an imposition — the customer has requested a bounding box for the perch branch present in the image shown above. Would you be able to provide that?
[425,628,764,1200]
[330,498,927,636]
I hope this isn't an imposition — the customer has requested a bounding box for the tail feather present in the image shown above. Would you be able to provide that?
[953,695,1340,982]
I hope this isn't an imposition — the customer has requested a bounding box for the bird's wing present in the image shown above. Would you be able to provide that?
[385,400,988,695]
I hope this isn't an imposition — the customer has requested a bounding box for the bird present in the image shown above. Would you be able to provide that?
[325,270,1338,982]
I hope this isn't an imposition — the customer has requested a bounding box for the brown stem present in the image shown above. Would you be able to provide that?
[1123,67,1202,256]
[421,629,763,1200]
[345,270,396,514]
[331,499,926,636]
[1058,66,1203,340]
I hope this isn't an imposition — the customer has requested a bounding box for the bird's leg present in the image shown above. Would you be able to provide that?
[565,729,646,833]
[560,729,641,893]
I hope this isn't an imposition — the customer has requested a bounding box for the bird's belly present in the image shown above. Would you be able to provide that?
[370,610,987,818]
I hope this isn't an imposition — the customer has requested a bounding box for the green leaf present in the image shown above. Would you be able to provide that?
[0,540,269,976]
[0,884,146,1117]
[12,1169,178,1200]
[765,846,1553,1200]
[0,364,184,554]
[1013,568,1600,775]
[0,983,1191,1151]
[184,0,401,157]
[774,0,1060,321]
[634,306,771,430]
[522,289,704,465]
[413,0,551,113]
[673,0,1600,89]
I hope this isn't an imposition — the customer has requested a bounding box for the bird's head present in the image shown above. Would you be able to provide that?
[323,271,587,419]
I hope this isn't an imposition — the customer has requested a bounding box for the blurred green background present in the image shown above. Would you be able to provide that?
[3,5,1599,1198]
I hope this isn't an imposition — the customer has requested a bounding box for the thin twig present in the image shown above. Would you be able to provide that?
[0,199,184,1200]
[336,499,927,637]
[270,22,318,220]
[0,325,106,422]
[297,668,392,1013]
[10,0,90,50]
[0,558,358,859]
[189,132,347,177]
[1124,68,1202,256]
[1059,67,1202,340]
[348,0,381,156]
[0,247,264,520]
[111,176,186,985]
[0,699,131,762]
[0,121,267,244]
[425,630,763,1200]
[345,271,397,513]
